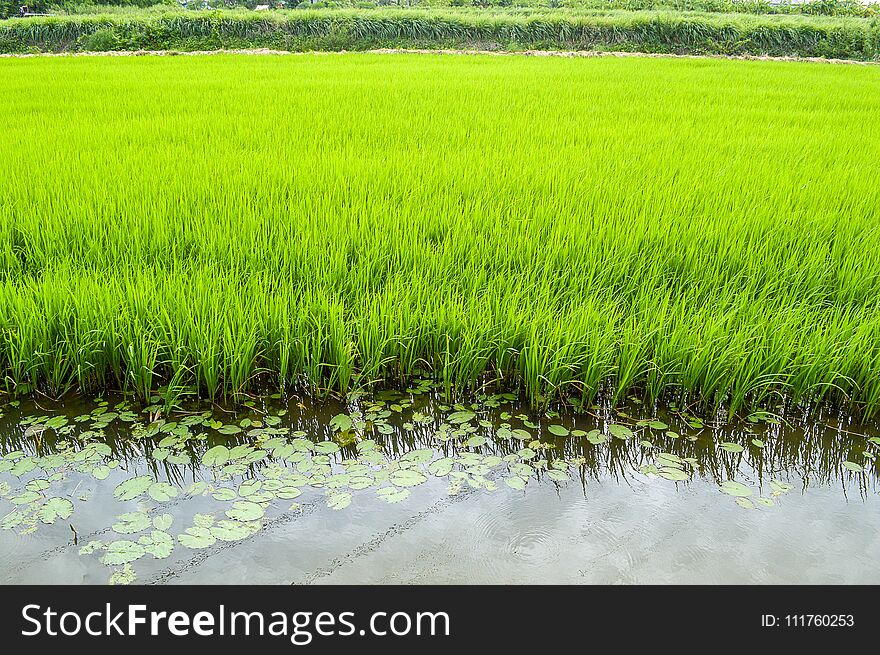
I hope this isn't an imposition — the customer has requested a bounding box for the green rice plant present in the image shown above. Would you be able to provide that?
[0,52,878,416]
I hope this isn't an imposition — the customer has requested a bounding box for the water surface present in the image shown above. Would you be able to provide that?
[0,386,877,584]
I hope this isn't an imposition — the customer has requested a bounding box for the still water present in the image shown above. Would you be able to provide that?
[0,385,877,584]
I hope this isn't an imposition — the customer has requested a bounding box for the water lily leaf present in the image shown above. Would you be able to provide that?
[10,459,36,477]
[720,442,744,453]
[608,424,633,440]
[10,490,41,505]
[1,510,24,529]
[751,439,765,448]
[113,512,152,534]
[109,563,137,585]
[769,479,793,494]
[586,431,607,445]
[178,526,216,549]
[238,480,262,497]
[143,530,174,559]
[464,435,486,448]
[275,484,302,499]
[151,448,171,461]
[757,497,775,507]
[546,469,570,482]
[92,465,110,480]
[78,539,103,555]
[211,520,258,542]
[113,476,153,501]
[517,447,536,460]
[327,491,352,510]
[659,468,689,481]
[101,540,146,565]
[505,476,526,490]
[193,513,215,528]
[210,488,237,504]
[448,411,475,425]
[377,487,410,504]
[166,452,191,466]
[153,513,173,531]
[272,444,296,460]
[37,497,74,524]
[329,414,353,432]
[547,425,569,437]
[148,482,179,502]
[389,469,427,487]
[186,481,208,496]
[720,480,752,497]
[735,497,755,509]
[313,441,340,455]
[225,500,264,521]
[428,458,454,477]
[842,461,863,473]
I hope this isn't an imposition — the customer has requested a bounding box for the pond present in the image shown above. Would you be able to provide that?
[0,384,877,585]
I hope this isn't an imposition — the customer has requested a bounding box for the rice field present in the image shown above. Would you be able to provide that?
[1,53,879,416]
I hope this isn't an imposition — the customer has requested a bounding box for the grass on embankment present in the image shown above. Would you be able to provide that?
[1,53,879,415]
[1,9,879,60]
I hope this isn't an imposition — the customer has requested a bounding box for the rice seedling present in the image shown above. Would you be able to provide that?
[0,52,878,416]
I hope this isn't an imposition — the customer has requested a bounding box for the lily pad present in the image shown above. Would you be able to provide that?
[113,476,153,502]
[202,445,230,467]
[608,424,633,440]
[225,500,265,522]
[37,497,74,524]
[720,480,752,497]
[101,540,146,565]
[148,482,179,502]
[389,469,428,487]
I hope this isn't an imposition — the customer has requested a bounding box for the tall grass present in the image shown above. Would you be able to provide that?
[0,53,878,416]
[1,9,880,59]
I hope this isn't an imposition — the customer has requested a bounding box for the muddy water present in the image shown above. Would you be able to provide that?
[0,386,877,585]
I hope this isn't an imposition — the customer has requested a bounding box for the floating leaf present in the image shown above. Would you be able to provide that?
[389,470,428,487]
[211,520,257,542]
[329,414,353,432]
[178,527,216,549]
[153,513,173,531]
[113,511,151,534]
[377,487,410,504]
[608,424,633,440]
[659,468,689,482]
[720,442,744,453]
[842,461,863,473]
[109,563,137,585]
[720,480,753,497]
[37,497,74,524]
[148,482,179,502]
[735,497,755,509]
[427,458,454,477]
[225,500,265,522]
[448,411,475,425]
[505,476,526,490]
[113,476,153,502]
[101,540,146,565]
[327,491,352,510]
[547,425,569,437]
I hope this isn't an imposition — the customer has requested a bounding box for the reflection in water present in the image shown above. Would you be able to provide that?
[0,384,878,584]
